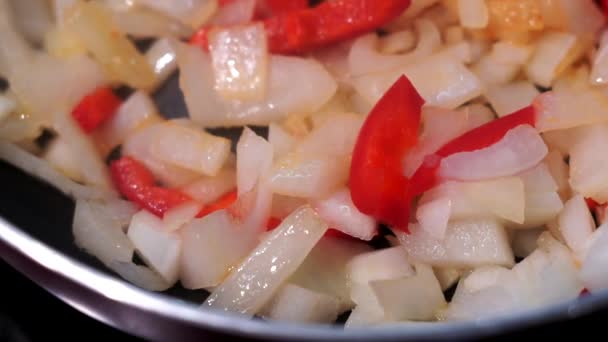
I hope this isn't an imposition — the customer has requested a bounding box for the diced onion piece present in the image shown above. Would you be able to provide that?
[9,0,53,45]
[236,127,273,195]
[378,29,416,54]
[163,201,202,232]
[268,153,350,199]
[485,81,539,117]
[73,199,135,267]
[590,31,608,85]
[149,122,231,176]
[209,23,268,101]
[296,113,364,158]
[122,123,201,187]
[370,263,446,321]
[180,210,257,289]
[204,206,329,315]
[44,137,84,182]
[111,7,193,39]
[135,0,217,28]
[95,91,163,156]
[0,92,16,122]
[181,169,236,205]
[457,0,488,29]
[580,223,608,291]
[108,261,172,291]
[544,151,571,198]
[525,32,581,88]
[145,38,178,91]
[53,112,113,190]
[569,125,608,203]
[416,197,451,239]
[268,123,296,160]
[515,191,563,229]
[270,194,307,219]
[472,42,532,86]
[349,19,441,76]
[211,0,255,25]
[518,163,558,193]
[127,210,181,284]
[0,142,114,200]
[512,229,543,258]
[44,25,88,59]
[434,267,462,291]
[439,125,548,181]
[396,219,514,268]
[260,284,340,323]
[175,42,337,127]
[553,0,605,37]
[558,195,595,256]
[66,1,156,90]
[290,237,372,312]
[353,49,482,109]
[313,188,377,241]
[461,103,495,130]
[467,177,526,224]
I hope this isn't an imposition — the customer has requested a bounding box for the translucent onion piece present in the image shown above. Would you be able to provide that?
[109,261,172,291]
[135,0,217,28]
[162,201,202,232]
[0,142,114,200]
[569,125,608,203]
[313,188,377,241]
[209,23,268,101]
[260,284,340,323]
[415,197,452,239]
[111,7,193,39]
[397,219,514,268]
[558,194,595,257]
[211,0,255,26]
[439,125,548,181]
[145,38,178,91]
[512,229,543,259]
[590,30,608,85]
[457,0,488,29]
[525,31,580,88]
[580,224,608,291]
[204,206,329,315]
[181,169,236,205]
[268,123,297,160]
[44,137,85,182]
[175,42,337,127]
[296,113,364,158]
[9,0,53,45]
[485,81,539,117]
[237,127,273,195]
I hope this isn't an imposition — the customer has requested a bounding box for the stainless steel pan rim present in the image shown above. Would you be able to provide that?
[0,216,605,341]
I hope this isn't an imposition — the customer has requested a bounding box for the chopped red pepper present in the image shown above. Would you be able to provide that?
[191,0,411,54]
[110,157,192,217]
[196,190,238,218]
[586,197,601,210]
[266,216,282,230]
[602,0,608,16]
[350,75,425,231]
[408,105,537,199]
[255,0,309,19]
[72,87,121,133]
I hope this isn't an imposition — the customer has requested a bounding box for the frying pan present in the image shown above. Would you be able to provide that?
[0,72,606,342]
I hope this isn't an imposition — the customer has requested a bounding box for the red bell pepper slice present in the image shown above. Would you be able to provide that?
[196,190,238,218]
[408,105,537,199]
[110,157,192,217]
[255,0,309,19]
[191,0,411,54]
[586,197,601,210]
[72,87,121,133]
[602,0,608,16]
[349,75,425,231]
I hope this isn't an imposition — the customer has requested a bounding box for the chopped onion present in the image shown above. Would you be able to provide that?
[111,7,193,39]
[515,191,563,229]
[44,137,84,182]
[544,150,571,199]
[145,38,178,91]
[370,263,446,321]
[569,124,608,203]
[296,113,364,158]
[525,32,581,88]
[268,153,350,199]
[553,0,605,37]
[290,237,372,312]
[416,197,452,239]
[175,42,337,127]
[8,0,53,46]
[439,125,548,181]
[466,177,526,224]
[108,261,172,291]
[313,188,377,241]
[434,267,462,291]
[73,199,135,267]
[590,30,608,85]
[204,206,329,315]
[268,123,297,160]
[580,223,608,291]
[353,49,482,109]
[147,122,231,176]
[396,219,514,268]
[162,201,202,232]
[461,103,496,130]
[518,163,558,193]
[260,284,340,324]
[127,210,181,284]
[511,229,543,259]
[95,91,163,156]
[348,19,441,76]
[457,0,488,29]
[66,1,156,90]
[0,92,16,122]
[236,127,273,195]
[378,29,416,54]
[211,0,255,25]
[136,0,217,28]
[558,195,595,257]
[270,194,307,219]
[209,23,268,101]
[181,169,236,205]
[0,142,114,200]
[485,81,539,117]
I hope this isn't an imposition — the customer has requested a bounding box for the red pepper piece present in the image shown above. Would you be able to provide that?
[408,106,537,199]
[191,0,411,54]
[602,0,608,16]
[586,197,601,210]
[72,87,121,133]
[110,157,192,217]
[196,190,238,218]
[255,0,309,19]
[350,75,425,231]
[266,216,282,230]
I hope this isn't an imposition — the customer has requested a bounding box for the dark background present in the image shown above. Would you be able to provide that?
[1,256,606,342]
